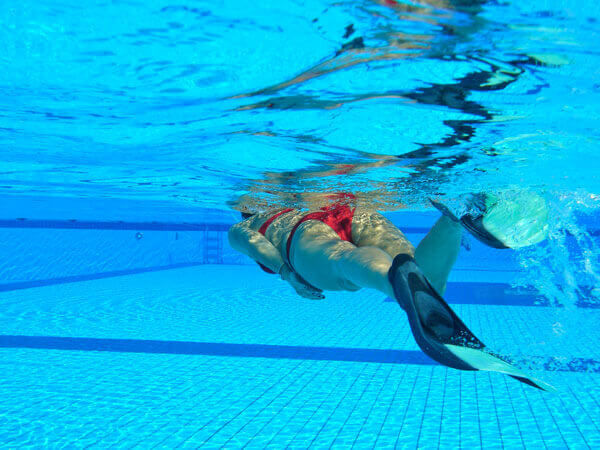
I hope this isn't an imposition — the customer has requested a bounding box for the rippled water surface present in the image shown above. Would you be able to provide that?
[3,0,599,208]
[2,1,600,304]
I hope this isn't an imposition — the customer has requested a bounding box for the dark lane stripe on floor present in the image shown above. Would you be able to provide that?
[0,335,436,366]
[0,335,597,373]
[0,262,203,292]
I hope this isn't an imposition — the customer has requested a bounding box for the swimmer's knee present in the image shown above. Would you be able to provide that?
[355,246,393,264]
[342,280,361,291]
[371,259,392,275]
[337,246,392,279]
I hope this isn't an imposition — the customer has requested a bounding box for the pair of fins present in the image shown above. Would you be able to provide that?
[387,199,554,392]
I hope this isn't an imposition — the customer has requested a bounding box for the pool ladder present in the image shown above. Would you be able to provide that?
[202,230,223,264]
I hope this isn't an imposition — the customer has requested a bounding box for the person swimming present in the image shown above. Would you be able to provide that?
[228,193,553,391]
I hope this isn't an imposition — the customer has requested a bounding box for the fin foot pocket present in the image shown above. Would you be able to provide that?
[430,197,509,249]
[388,254,480,371]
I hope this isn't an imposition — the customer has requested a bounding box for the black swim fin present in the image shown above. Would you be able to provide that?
[388,254,555,391]
[430,198,509,249]
[460,214,509,249]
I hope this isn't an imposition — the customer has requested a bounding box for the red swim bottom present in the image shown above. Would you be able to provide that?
[286,202,356,266]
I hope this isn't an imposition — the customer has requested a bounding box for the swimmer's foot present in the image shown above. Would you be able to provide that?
[430,197,509,249]
[387,253,555,391]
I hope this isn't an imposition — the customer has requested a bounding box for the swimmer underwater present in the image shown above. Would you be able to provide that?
[228,193,554,391]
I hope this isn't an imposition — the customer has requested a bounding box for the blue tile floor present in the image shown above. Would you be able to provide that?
[1,265,599,448]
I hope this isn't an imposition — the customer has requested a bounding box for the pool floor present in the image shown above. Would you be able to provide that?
[1,266,599,448]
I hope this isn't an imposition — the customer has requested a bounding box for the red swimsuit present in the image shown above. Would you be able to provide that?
[256,199,356,274]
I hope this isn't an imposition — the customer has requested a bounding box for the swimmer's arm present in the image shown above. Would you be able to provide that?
[280,264,324,299]
[228,222,285,274]
[228,221,324,299]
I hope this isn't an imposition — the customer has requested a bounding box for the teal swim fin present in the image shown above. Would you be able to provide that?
[430,193,549,249]
[388,254,555,392]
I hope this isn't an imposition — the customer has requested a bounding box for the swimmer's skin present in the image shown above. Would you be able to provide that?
[228,207,462,300]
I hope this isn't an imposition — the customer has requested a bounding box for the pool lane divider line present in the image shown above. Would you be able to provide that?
[0,218,435,235]
[2,218,597,237]
[0,219,231,231]
[0,262,203,292]
[0,335,596,373]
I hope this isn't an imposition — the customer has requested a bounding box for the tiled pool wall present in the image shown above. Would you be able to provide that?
[1,195,598,309]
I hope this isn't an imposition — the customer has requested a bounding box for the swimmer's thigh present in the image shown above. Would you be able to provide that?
[351,209,415,257]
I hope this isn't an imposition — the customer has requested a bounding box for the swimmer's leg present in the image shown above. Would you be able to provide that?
[345,211,553,390]
[413,215,463,295]
[351,209,461,295]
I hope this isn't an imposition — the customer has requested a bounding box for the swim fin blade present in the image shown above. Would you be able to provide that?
[443,344,556,392]
[388,254,555,392]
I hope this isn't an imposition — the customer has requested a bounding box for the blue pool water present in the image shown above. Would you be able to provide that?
[2,0,600,447]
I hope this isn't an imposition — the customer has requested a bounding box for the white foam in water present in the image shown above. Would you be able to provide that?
[512,190,600,310]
